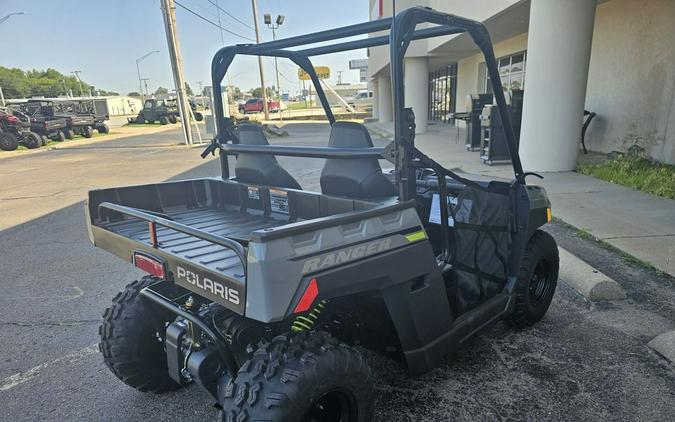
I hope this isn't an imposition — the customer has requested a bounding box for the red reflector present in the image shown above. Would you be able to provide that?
[134,253,165,279]
[293,278,318,314]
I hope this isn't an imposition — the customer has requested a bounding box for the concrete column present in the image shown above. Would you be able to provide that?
[377,74,393,123]
[404,57,429,133]
[519,0,596,171]
[370,78,379,121]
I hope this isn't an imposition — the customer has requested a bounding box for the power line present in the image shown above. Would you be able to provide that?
[173,0,255,42]
[205,0,255,31]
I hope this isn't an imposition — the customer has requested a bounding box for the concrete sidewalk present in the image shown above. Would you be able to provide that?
[366,121,675,277]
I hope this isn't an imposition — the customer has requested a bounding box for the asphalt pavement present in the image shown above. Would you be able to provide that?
[1,124,674,421]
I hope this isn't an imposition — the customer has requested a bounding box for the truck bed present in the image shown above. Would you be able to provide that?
[101,206,286,276]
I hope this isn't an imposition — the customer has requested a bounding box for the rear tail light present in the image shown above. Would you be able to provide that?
[133,252,166,279]
[293,278,319,314]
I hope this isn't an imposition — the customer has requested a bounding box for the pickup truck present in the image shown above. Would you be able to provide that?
[243,98,280,113]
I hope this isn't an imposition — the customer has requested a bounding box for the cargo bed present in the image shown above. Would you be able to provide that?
[100,206,286,277]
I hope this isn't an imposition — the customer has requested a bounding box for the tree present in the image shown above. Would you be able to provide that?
[0,66,112,99]
[251,86,273,99]
[184,82,193,96]
[128,91,142,97]
[154,86,169,95]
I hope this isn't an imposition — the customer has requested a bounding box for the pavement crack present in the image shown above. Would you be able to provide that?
[0,319,99,327]
[0,190,66,201]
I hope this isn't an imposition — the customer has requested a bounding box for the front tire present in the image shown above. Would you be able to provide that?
[506,230,559,328]
[159,116,169,125]
[97,123,110,134]
[0,132,19,151]
[168,115,177,124]
[23,131,42,149]
[99,276,182,393]
[64,128,74,139]
[220,331,374,422]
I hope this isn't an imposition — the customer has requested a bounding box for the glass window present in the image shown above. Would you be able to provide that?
[481,50,526,94]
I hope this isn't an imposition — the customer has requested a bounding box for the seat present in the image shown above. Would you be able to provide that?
[320,121,396,199]
[234,124,301,190]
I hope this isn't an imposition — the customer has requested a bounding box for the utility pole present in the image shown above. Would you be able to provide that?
[72,71,84,98]
[141,78,151,97]
[265,13,285,121]
[161,0,192,145]
[251,0,269,120]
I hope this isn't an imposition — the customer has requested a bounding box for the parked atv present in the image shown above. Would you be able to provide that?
[0,108,42,150]
[86,8,559,421]
[8,103,68,144]
[56,99,110,135]
[21,100,95,139]
[128,99,180,125]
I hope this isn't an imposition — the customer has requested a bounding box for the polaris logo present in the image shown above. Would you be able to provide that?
[176,266,240,305]
[302,238,392,274]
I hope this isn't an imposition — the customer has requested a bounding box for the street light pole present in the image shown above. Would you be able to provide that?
[251,0,270,121]
[264,13,285,120]
[136,50,160,103]
[0,12,24,25]
[72,71,84,98]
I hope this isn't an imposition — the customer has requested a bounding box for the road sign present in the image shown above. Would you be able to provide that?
[298,66,330,80]
[349,59,368,70]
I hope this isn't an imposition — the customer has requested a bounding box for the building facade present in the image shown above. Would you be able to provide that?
[368,0,675,168]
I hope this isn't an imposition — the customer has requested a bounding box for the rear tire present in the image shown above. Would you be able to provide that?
[220,331,374,422]
[55,130,66,142]
[97,123,110,134]
[0,132,19,151]
[506,230,559,328]
[23,132,42,149]
[159,116,169,125]
[168,115,177,124]
[64,128,74,139]
[99,276,182,393]
[194,112,203,122]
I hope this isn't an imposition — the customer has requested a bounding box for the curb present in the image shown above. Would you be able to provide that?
[648,330,675,367]
[558,247,627,301]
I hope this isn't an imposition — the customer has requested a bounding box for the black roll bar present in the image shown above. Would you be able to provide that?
[220,144,385,159]
[209,6,524,201]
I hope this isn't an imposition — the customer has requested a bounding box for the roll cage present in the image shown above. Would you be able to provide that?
[204,6,525,258]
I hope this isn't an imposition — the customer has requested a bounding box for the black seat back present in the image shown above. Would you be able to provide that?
[320,121,396,198]
[234,124,301,190]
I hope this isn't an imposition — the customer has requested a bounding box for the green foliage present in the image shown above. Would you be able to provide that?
[184,82,193,96]
[155,86,169,95]
[0,66,103,98]
[577,155,675,199]
[250,87,274,99]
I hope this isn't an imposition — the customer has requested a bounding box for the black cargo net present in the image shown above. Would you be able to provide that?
[448,187,511,315]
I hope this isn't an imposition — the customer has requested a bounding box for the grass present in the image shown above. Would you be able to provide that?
[286,102,319,110]
[577,154,675,199]
[123,122,164,127]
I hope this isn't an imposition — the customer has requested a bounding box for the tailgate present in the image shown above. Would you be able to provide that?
[87,201,249,314]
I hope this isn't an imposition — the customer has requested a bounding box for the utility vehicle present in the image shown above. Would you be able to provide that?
[23,99,95,139]
[7,102,68,144]
[88,8,559,421]
[128,98,180,125]
[55,99,111,134]
[0,108,42,150]
[243,98,281,113]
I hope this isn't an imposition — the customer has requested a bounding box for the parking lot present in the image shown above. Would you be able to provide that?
[1,124,674,421]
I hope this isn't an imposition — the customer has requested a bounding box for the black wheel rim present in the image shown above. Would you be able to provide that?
[528,259,553,306]
[301,389,358,422]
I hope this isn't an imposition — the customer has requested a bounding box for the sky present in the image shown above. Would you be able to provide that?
[0,0,370,95]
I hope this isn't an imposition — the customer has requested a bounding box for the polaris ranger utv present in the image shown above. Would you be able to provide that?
[87,8,559,421]
[128,98,180,125]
